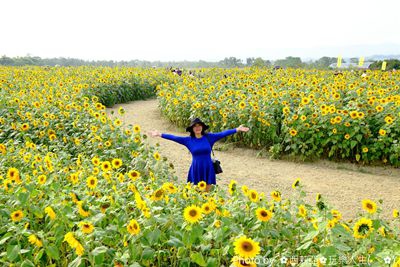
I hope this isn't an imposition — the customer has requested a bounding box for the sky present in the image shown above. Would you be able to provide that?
[1,0,400,62]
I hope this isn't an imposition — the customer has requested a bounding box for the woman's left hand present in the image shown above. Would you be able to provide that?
[236,125,250,132]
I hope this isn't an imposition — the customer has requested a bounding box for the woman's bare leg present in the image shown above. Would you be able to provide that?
[206,184,213,192]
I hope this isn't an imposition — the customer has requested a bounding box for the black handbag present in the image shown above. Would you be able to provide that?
[206,136,223,174]
[212,158,223,174]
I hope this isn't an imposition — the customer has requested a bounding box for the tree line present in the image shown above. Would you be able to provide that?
[0,55,399,70]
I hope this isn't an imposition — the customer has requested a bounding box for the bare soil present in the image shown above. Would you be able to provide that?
[108,99,400,220]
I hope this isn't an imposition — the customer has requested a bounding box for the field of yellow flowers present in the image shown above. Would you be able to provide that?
[158,68,400,166]
[1,66,399,266]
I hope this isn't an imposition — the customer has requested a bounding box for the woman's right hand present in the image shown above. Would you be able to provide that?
[148,130,161,137]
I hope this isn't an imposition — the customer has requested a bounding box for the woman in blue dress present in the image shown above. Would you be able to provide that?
[149,118,249,191]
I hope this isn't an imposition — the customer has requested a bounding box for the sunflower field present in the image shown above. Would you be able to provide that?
[157,68,400,166]
[1,66,400,266]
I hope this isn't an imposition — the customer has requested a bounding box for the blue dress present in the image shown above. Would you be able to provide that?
[161,129,237,185]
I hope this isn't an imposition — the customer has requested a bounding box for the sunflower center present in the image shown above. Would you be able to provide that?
[260,211,268,217]
[366,203,373,209]
[242,241,253,252]
[90,180,95,185]
[189,210,198,217]
[155,190,163,198]
[358,223,370,234]
[239,260,251,266]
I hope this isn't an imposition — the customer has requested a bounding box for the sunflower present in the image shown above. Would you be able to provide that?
[344,134,350,140]
[69,173,79,185]
[92,156,100,166]
[241,185,249,196]
[38,174,47,185]
[390,258,400,267]
[289,129,297,136]
[384,116,394,124]
[7,167,19,181]
[362,147,368,153]
[271,190,281,202]
[101,161,112,172]
[198,181,207,191]
[183,205,202,224]
[248,190,259,202]
[301,97,310,105]
[153,151,161,161]
[21,123,30,131]
[112,158,122,169]
[92,167,100,175]
[80,222,95,234]
[327,219,336,229]
[152,188,164,201]
[127,170,140,181]
[229,180,237,195]
[393,209,399,218]
[362,199,377,214]
[213,220,221,228]
[331,209,342,221]
[202,203,213,214]
[239,101,246,109]
[11,210,24,222]
[118,107,125,115]
[233,236,260,259]
[28,234,43,247]
[379,129,386,136]
[0,144,6,154]
[133,125,141,133]
[255,208,273,222]
[44,206,56,220]
[77,202,90,217]
[114,118,122,127]
[298,205,307,217]
[86,176,98,189]
[375,105,383,112]
[292,178,301,189]
[353,217,373,239]
[163,182,177,194]
[282,106,290,114]
[350,111,358,119]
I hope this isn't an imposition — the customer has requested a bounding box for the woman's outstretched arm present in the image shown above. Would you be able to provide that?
[207,125,250,144]
[148,130,189,146]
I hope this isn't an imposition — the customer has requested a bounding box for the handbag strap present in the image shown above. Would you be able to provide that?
[204,135,215,157]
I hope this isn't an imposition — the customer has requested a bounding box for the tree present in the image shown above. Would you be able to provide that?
[219,57,244,68]
[253,57,268,68]
[369,59,400,70]
[246,57,255,66]
[274,56,304,68]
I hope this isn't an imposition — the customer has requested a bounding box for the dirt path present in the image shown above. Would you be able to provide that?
[108,99,400,219]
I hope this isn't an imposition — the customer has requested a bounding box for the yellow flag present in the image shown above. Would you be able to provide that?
[358,57,364,67]
[381,61,387,71]
[337,56,342,68]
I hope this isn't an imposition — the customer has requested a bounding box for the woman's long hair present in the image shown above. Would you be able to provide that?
[189,128,207,138]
